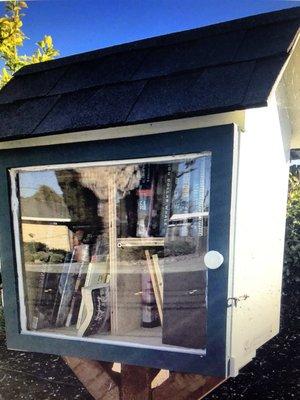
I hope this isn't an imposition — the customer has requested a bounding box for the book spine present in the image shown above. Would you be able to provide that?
[77,284,110,337]
[65,244,90,327]
[189,158,206,237]
[31,264,47,330]
[50,251,73,325]
[76,248,109,330]
[54,247,78,327]
[136,164,155,237]
[171,162,191,237]
[90,236,107,263]
[76,265,92,330]
[124,190,138,237]
[159,164,173,237]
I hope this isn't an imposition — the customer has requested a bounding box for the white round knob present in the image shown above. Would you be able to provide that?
[204,251,224,269]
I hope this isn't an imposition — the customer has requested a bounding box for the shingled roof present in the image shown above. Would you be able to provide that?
[0,7,299,141]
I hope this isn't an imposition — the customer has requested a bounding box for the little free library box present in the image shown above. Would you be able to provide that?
[0,7,299,386]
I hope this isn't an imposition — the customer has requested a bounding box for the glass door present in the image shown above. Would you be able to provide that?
[14,152,211,353]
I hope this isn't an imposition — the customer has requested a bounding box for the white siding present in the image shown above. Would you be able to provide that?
[229,92,292,376]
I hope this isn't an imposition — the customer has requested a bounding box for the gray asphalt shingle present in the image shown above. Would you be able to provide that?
[132,30,246,80]
[35,81,146,135]
[0,96,60,139]
[235,19,300,61]
[49,49,148,95]
[0,67,67,105]
[243,56,287,106]
[127,61,256,122]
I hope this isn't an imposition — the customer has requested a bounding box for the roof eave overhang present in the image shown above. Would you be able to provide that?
[0,109,246,150]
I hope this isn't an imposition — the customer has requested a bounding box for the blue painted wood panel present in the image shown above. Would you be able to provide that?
[0,124,234,376]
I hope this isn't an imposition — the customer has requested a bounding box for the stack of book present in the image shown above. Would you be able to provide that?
[31,237,110,337]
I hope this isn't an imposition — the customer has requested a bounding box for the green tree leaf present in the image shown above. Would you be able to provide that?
[284,168,300,286]
[0,1,59,88]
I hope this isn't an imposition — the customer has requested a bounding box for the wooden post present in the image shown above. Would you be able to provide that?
[64,357,224,400]
[120,365,158,400]
[152,372,206,400]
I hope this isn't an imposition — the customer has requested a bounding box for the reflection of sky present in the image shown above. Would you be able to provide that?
[19,171,62,197]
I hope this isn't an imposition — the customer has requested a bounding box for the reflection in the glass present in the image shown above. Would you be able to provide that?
[17,154,211,351]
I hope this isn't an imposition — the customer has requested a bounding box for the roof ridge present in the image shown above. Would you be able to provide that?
[15,6,300,77]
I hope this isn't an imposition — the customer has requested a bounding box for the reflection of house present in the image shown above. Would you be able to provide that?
[21,186,71,251]
[21,217,71,251]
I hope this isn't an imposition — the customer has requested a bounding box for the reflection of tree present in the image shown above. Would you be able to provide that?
[285,168,300,289]
[33,185,62,203]
[76,165,141,238]
[24,241,66,264]
[21,185,69,219]
[77,165,141,199]
[55,170,103,242]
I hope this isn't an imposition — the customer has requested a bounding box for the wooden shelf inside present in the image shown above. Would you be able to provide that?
[116,237,165,248]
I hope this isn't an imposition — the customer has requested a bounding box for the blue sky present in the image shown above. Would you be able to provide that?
[0,0,299,59]
[19,171,62,197]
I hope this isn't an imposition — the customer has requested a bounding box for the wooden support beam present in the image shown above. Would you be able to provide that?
[189,376,224,400]
[63,356,119,400]
[152,372,219,400]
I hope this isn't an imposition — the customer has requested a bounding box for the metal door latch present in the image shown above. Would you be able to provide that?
[227,294,249,308]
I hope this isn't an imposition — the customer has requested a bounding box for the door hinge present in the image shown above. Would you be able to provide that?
[227,294,249,308]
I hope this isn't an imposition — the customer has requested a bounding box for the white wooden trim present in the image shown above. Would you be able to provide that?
[268,31,300,101]
[226,124,240,377]
[10,170,28,332]
[229,95,291,375]
[108,174,118,334]
[21,217,71,222]
[10,152,210,173]
[170,211,209,221]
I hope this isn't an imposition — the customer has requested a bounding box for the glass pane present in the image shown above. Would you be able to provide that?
[16,154,211,352]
